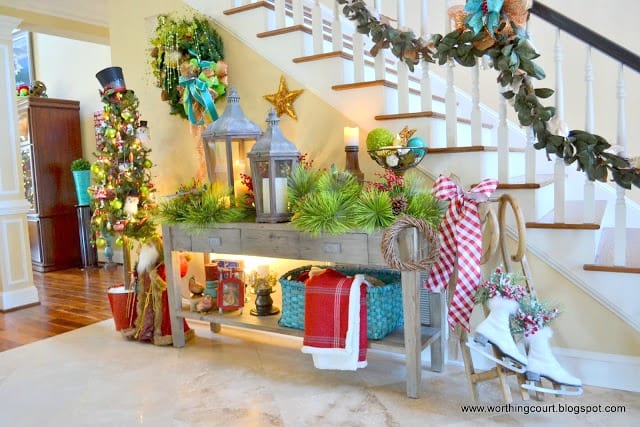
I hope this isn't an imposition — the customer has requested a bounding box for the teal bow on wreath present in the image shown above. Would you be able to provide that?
[178,51,226,125]
[464,0,504,36]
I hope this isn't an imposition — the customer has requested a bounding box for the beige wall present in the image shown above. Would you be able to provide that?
[32,33,111,162]
[106,0,366,197]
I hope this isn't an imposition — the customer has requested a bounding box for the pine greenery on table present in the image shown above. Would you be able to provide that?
[157,180,250,232]
[289,166,445,235]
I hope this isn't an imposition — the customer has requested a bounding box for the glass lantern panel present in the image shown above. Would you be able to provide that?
[275,159,293,178]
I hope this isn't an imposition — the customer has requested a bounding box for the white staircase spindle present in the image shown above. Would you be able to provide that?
[553,29,565,223]
[524,18,537,183]
[420,0,432,113]
[470,61,482,146]
[444,0,457,147]
[525,126,536,182]
[445,64,457,147]
[396,0,409,113]
[293,1,304,26]
[332,0,343,52]
[274,0,286,29]
[312,0,323,55]
[497,88,509,182]
[352,31,365,83]
[614,64,627,266]
[374,0,385,80]
[583,47,596,224]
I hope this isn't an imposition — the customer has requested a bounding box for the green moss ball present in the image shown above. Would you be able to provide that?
[366,128,395,151]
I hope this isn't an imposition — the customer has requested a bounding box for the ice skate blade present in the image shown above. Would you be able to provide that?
[521,381,584,396]
[466,340,527,374]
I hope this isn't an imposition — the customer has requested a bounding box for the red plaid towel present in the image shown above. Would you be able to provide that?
[301,269,367,370]
[424,176,498,331]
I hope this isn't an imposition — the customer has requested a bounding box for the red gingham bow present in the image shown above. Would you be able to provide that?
[424,176,498,331]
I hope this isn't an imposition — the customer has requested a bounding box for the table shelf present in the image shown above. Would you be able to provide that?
[162,223,444,398]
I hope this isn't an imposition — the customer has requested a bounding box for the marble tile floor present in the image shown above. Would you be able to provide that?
[0,319,637,427]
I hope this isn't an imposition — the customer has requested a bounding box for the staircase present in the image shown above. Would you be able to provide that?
[184,1,640,336]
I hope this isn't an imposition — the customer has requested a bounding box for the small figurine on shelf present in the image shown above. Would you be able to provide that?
[29,81,48,98]
[16,84,29,96]
[247,266,280,316]
[188,276,205,296]
[196,294,215,312]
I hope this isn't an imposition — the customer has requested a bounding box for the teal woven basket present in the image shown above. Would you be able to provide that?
[278,265,404,340]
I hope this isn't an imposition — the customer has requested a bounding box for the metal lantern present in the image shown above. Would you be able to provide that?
[202,87,262,197]
[248,108,300,223]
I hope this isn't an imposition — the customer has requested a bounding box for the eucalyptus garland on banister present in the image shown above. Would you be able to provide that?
[337,0,640,190]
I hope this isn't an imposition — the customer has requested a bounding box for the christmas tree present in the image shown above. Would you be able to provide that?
[90,67,158,257]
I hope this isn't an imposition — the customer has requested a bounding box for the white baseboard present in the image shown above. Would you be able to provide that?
[0,286,39,311]
[554,347,640,393]
[438,340,640,393]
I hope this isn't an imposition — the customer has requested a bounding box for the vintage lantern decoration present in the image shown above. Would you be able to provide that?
[202,87,262,198]
[248,108,300,223]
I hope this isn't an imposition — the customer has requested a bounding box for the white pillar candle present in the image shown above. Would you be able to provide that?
[256,264,270,278]
[262,177,288,213]
[344,126,359,147]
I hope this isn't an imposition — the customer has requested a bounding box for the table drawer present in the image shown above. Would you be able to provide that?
[298,233,368,264]
[191,228,242,254]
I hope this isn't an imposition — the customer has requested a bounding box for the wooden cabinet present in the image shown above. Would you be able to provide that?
[162,222,446,398]
[17,97,83,272]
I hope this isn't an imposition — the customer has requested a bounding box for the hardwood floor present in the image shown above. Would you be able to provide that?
[0,264,124,352]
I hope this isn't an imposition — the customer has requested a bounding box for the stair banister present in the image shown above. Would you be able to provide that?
[530,2,640,72]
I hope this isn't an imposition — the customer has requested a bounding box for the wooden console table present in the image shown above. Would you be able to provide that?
[162,222,445,398]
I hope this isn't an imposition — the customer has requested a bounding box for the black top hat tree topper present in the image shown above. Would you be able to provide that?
[96,66,127,93]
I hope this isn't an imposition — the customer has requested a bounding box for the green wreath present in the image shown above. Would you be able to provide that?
[149,14,227,124]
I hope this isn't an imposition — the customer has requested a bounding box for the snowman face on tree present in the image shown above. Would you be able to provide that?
[124,195,139,219]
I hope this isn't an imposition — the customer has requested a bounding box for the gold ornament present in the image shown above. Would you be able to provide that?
[263,75,304,120]
[397,125,417,146]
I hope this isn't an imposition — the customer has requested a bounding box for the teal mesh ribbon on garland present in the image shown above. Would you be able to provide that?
[178,52,226,125]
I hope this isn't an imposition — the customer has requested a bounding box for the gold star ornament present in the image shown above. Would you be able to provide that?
[263,75,304,120]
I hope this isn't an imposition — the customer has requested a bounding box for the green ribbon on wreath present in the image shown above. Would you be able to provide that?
[178,52,225,125]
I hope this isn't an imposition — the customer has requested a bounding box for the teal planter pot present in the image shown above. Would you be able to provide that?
[72,170,91,206]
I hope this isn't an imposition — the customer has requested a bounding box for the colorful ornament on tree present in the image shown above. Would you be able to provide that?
[89,67,158,245]
[263,75,304,120]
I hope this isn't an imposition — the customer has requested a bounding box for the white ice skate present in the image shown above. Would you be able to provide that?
[467,295,527,374]
[520,327,583,396]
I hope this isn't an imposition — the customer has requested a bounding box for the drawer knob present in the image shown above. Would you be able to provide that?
[322,242,341,254]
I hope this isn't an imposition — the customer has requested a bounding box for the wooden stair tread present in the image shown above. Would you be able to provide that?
[293,51,352,63]
[224,1,273,15]
[526,200,607,229]
[257,25,311,38]
[495,174,554,189]
[584,228,640,273]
